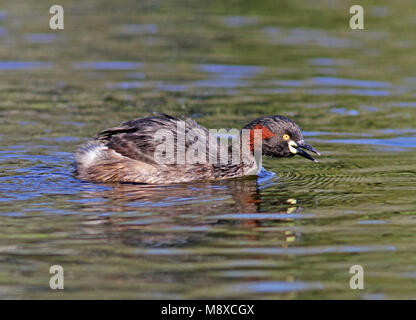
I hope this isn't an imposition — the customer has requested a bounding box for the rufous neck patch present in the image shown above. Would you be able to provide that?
[249,125,275,151]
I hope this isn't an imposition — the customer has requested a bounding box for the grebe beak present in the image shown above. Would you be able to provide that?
[288,140,320,162]
[298,141,321,156]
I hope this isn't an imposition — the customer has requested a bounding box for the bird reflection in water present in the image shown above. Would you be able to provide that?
[79,173,304,248]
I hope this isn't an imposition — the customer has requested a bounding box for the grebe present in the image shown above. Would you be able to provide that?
[74,113,320,184]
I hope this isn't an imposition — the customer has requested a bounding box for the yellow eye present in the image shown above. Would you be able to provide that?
[283,134,290,141]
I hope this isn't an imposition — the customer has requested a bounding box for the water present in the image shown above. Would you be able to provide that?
[0,0,415,299]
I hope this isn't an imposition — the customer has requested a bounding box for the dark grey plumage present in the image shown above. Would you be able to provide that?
[74,113,319,184]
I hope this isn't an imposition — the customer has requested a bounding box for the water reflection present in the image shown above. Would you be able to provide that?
[221,16,258,28]
[73,61,143,70]
[118,24,158,35]
[314,136,416,148]
[23,33,57,44]
[197,64,265,79]
[262,27,357,48]
[79,177,263,213]
[0,61,53,70]
[76,175,306,249]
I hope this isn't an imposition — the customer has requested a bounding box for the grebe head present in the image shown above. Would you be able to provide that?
[243,115,321,162]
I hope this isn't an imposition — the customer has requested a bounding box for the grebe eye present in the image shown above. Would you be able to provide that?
[283,134,290,141]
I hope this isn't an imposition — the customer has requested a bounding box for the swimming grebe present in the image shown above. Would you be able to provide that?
[74,113,320,184]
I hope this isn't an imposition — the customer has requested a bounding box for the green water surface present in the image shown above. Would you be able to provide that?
[0,0,415,299]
